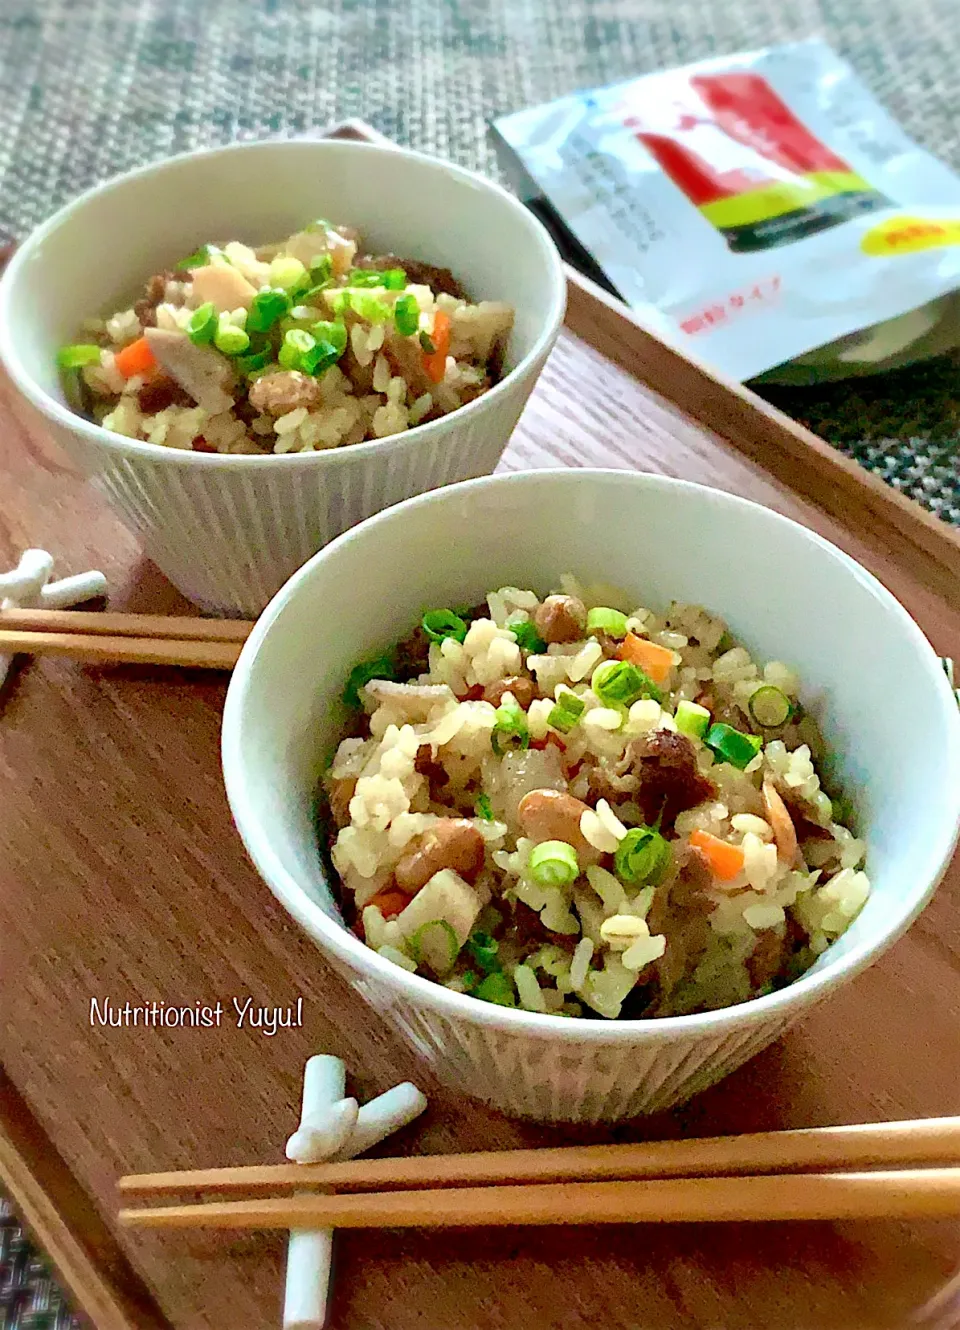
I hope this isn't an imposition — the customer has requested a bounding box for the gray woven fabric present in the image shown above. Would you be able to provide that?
[0,0,958,1320]
[0,1198,80,1330]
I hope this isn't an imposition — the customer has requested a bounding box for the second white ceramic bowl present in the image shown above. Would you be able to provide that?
[222,470,960,1121]
[0,140,565,615]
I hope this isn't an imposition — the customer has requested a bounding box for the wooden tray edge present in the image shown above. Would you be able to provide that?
[0,1068,171,1330]
[329,119,960,600]
[562,271,960,598]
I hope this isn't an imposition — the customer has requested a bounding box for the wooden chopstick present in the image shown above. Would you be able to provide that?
[117,1115,960,1199]
[117,1168,960,1230]
[0,607,252,668]
[0,607,253,642]
[0,629,242,670]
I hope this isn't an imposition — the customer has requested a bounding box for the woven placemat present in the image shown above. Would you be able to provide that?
[0,1198,80,1330]
[0,0,957,1319]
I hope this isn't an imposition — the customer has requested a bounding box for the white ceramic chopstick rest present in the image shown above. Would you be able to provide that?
[0,548,108,687]
[282,1057,427,1330]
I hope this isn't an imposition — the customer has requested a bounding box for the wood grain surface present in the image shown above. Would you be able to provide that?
[2,300,960,1327]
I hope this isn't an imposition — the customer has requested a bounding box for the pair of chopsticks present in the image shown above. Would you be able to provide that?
[118,1115,960,1231]
[0,607,252,669]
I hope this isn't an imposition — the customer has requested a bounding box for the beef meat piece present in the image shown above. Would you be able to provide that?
[133,269,179,329]
[327,776,357,829]
[747,929,785,990]
[393,602,488,682]
[145,270,177,303]
[355,253,469,300]
[414,748,450,799]
[393,625,431,681]
[586,760,638,805]
[133,298,158,329]
[506,899,577,953]
[232,395,260,425]
[136,374,194,414]
[628,730,715,830]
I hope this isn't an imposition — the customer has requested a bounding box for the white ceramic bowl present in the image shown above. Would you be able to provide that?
[222,469,960,1122]
[0,140,565,615]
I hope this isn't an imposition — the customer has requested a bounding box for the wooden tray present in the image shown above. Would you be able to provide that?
[1,120,959,1330]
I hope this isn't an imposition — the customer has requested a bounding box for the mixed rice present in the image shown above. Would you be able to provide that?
[323,577,869,1020]
[58,220,514,454]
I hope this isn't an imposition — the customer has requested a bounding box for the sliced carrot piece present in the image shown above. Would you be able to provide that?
[366,886,413,919]
[114,336,157,379]
[689,828,745,882]
[618,632,675,686]
[422,309,452,383]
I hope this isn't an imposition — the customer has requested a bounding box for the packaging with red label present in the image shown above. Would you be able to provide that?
[491,40,960,382]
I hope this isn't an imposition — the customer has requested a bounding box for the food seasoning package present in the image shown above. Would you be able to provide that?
[491,40,960,382]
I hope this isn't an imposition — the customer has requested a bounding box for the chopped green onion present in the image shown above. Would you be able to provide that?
[349,291,391,323]
[187,302,218,346]
[301,339,341,376]
[305,219,333,235]
[213,315,250,356]
[591,659,662,707]
[421,609,468,644]
[246,288,292,333]
[408,919,460,975]
[528,840,580,887]
[748,685,792,728]
[269,255,309,292]
[347,268,405,290]
[310,319,347,355]
[491,701,529,756]
[511,621,546,654]
[278,328,316,371]
[235,348,274,377]
[295,285,328,306]
[278,313,316,338]
[419,330,436,354]
[394,293,420,337]
[475,794,494,822]
[547,689,586,733]
[466,930,500,973]
[461,969,479,992]
[675,700,712,739]
[342,655,396,707]
[326,289,351,315]
[308,253,333,283]
[176,244,212,270]
[614,826,672,885]
[57,344,103,369]
[347,268,388,287]
[831,794,857,828]
[586,607,628,638]
[474,971,516,1006]
[705,723,763,770]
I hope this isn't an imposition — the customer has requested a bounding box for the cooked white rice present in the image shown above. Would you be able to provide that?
[64,220,514,454]
[324,579,870,1020]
